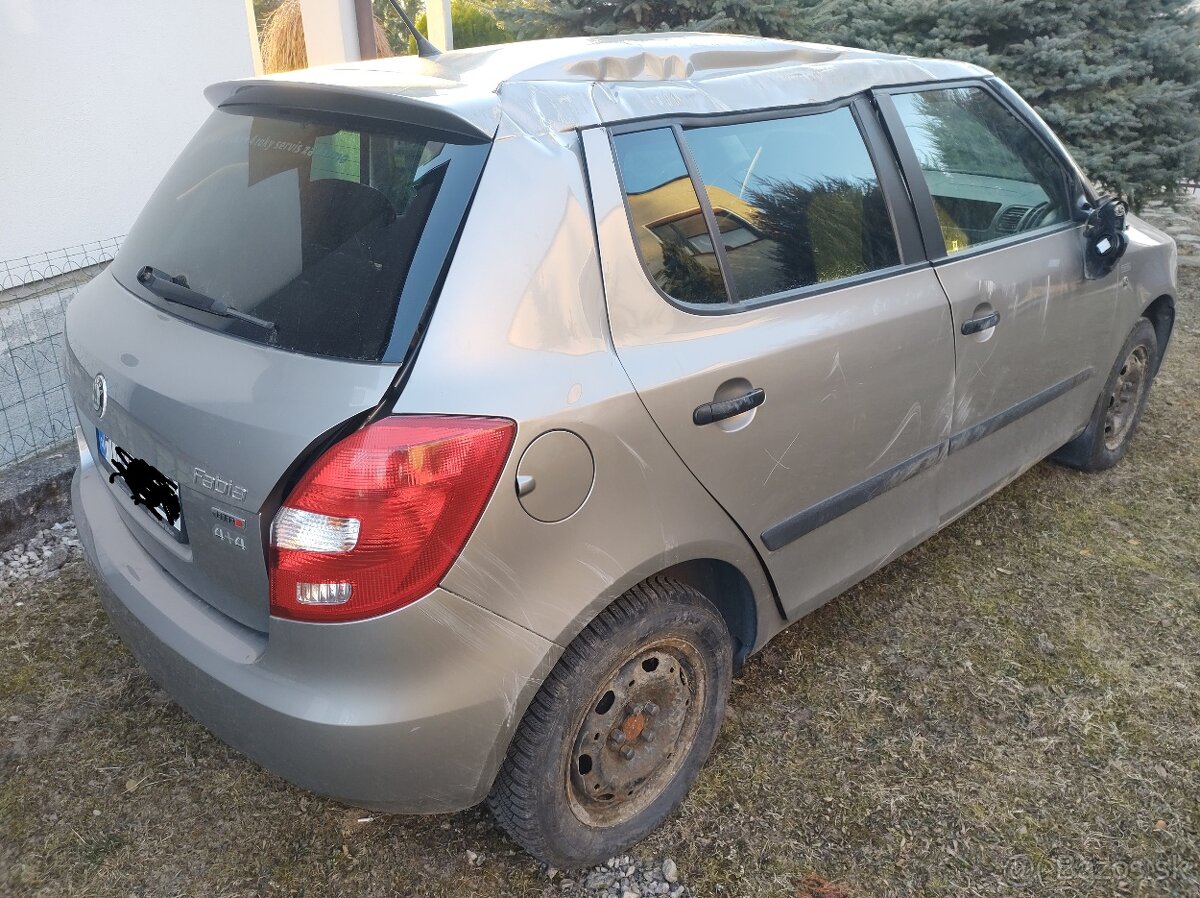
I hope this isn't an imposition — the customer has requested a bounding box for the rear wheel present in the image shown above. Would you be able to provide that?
[487,577,732,867]
[1052,318,1158,471]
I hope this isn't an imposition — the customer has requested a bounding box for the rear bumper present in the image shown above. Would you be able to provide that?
[72,432,559,812]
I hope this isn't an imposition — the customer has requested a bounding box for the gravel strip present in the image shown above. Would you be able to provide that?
[554,854,686,897]
[0,520,79,593]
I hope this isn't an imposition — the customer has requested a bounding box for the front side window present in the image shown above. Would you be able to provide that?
[890,87,1073,254]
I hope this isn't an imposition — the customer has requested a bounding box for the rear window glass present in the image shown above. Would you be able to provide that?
[112,108,488,361]
[612,110,901,307]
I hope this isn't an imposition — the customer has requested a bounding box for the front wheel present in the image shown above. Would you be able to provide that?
[487,577,732,867]
[1052,317,1159,471]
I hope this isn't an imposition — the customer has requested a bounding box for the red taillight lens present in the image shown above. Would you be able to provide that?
[269,415,515,623]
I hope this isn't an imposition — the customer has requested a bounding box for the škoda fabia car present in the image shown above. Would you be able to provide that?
[66,34,1177,865]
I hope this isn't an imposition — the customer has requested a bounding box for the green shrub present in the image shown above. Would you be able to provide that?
[410,0,513,52]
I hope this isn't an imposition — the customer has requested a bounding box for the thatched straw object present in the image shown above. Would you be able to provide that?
[260,0,394,74]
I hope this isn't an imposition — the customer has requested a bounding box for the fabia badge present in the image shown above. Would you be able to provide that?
[193,467,248,503]
[92,374,107,418]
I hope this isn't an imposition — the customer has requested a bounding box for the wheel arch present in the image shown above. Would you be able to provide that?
[1142,293,1175,375]
[657,558,759,671]
[544,540,779,678]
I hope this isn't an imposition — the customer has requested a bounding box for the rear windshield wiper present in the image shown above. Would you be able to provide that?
[136,266,276,333]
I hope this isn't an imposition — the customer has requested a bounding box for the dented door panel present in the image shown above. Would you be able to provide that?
[932,229,1119,521]
[936,228,1111,438]
[873,82,1122,520]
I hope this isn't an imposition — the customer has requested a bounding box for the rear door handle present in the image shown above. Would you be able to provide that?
[961,311,1001,335]
[693,387,766,426]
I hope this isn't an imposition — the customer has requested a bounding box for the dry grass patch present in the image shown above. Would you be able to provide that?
[2,202,1198,897]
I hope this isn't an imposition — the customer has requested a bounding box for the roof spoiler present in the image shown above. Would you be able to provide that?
[203,80,493,143]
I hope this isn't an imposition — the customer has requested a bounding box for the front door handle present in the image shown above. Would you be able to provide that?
[693,387,766,426]
[961,311,1001,335]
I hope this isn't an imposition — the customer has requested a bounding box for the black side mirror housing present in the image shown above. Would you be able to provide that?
[1083,196,1129,279]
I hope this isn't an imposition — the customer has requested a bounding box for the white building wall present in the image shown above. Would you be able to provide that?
[0,0,259,261]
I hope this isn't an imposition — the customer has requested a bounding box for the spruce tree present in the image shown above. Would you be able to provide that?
[497,0,1200,205]
[804,0,1200,207]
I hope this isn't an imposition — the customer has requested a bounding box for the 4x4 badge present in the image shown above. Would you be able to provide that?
[92,374,107,418]
[211,506,248,551]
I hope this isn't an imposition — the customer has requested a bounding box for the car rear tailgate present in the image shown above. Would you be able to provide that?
[64,95,491,632]
[66,272,399,631]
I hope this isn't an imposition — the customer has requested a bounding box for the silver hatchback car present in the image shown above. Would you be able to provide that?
[67,34,1176,865]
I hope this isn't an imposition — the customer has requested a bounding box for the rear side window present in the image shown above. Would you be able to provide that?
[112,108,489,361]
[611,129,731,305]
[611,107,900,307]
[681,109,899,300]
[890,87,1072,254]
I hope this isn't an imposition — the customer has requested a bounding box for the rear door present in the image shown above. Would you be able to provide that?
[66,91,490,630]
[583,97,957,618]
[875,83,1115,521]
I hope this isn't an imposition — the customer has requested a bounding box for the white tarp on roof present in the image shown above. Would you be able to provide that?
[206,33,991,138]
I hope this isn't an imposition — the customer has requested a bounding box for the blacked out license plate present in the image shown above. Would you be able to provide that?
[97,429,184,534]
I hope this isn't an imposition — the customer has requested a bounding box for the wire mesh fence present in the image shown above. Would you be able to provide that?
[0,239,123,469]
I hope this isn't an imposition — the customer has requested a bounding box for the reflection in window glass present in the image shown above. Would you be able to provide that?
[311,130,362,182]
[682,108,900,300]
[114,109,486,361]
[891,88,1071,254]
[612,129,730,304]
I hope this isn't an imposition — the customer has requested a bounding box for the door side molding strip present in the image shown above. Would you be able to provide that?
[761,443,945,552]
[947,367,1094,455]
[760,367,1095,553]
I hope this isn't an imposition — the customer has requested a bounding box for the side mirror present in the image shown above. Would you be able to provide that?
[1083,196,1129,279]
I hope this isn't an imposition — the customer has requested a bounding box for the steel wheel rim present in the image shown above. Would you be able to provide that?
[566,637,707,828]
[1103,344,1150,451]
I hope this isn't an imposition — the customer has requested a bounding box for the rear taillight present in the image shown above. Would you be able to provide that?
[269,416,515,623]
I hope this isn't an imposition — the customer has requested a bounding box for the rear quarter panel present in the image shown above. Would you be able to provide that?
[390,120,778,651]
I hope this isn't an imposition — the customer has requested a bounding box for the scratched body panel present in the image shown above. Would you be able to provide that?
[934,225,1115,521]
[1114,214,1179,364]
[397,123,779,651]
[583,128,955,619]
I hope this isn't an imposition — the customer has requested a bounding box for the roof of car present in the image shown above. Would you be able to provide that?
[206,33,991,139]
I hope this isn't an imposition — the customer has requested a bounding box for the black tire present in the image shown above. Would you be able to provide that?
[1052,317,1159,471]
[487,577,732,867]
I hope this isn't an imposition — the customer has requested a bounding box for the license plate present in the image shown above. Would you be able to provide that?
[97,429,183,533]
